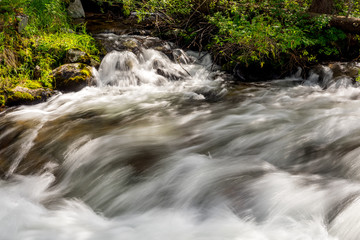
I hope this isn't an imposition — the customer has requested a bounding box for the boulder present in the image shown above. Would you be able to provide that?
[16,15,28,33]
[305,62,360,89]
[65,49,100,68]
[328,62,360,79]
[52,63,96,92]
[67,0,85,19]
[6,86,54,106]
[66,48,87,62]
[95,34,172,54]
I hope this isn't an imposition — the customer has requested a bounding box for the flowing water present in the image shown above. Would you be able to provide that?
[2,34,360,239]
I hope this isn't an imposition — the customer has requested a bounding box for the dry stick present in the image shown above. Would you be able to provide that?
[157,9,174,24]
[346,0,354,18]
[289,52,304,69]
[188,27,204,48]
[198,24,209,52]
[155,13,160,32]
[187,23,213,50]
[185,0,209,29]
[176,57,192,76]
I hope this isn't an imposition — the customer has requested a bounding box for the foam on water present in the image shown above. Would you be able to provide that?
[0,173,337,240]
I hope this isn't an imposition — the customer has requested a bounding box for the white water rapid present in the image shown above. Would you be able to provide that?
[2,35,360,240]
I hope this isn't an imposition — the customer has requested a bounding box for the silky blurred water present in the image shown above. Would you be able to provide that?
[1,36,360,239]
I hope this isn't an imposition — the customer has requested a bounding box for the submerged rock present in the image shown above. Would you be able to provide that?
[53,63,96,92]
[6,86,54,106]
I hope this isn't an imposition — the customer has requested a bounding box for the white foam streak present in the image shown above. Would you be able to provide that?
[0,174,336,240]
[6,121,45,177]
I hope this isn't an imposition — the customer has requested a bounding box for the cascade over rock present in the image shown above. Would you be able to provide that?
[307,62,360,88]
[95,34,173,56]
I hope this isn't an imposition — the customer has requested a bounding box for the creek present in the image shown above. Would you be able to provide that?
[1,33,360,239]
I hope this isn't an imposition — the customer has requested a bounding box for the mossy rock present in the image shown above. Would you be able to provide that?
[65,49,100,68]
[6,86,54,106]
[23,80,43,89]
[52,63,96,92]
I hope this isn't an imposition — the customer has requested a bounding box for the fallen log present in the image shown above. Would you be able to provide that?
[329,15,360,34]
[309,13,360,34]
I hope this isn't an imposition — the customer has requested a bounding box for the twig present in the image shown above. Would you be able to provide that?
[175,57,191,76]
[185,0,208,29]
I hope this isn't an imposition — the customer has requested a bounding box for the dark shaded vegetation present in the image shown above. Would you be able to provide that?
[101,0,360,78]
[1,0,360,107]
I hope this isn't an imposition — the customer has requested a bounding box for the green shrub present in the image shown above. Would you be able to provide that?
[208,3,347,67]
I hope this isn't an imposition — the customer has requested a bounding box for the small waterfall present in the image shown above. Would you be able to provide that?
[96,48,219,88]
[96,49,190,87]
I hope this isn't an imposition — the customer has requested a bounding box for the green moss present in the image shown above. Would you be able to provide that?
[80,68,92,77]
[0,95,5,107]
[66,75,88,84]
[8,91,35,102]
[77,63,87,69]
[356,69,360,82]
[22,80,42,89]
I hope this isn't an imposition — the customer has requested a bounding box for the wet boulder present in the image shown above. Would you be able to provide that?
[95,34,173,55]
[156,68,186,81]
[53,63,96,92]
[328,62,360,79]
[6,86,54,106]
[309,62,360,88]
